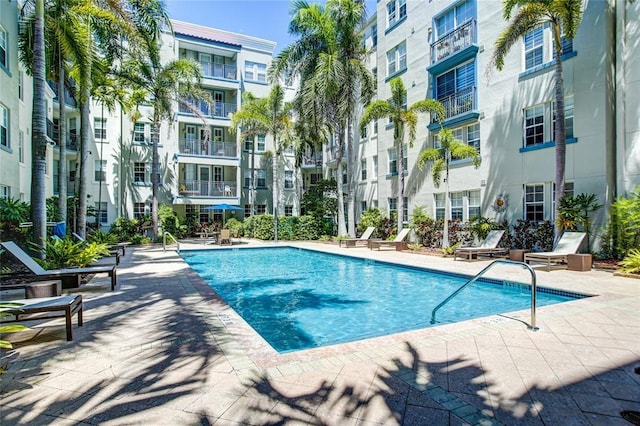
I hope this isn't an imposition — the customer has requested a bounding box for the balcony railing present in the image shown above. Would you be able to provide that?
[437,86,476,120]
[179,101,237,118]
[178,139,237,157]
[431,20,476,64]
[199,62,237,80]
[327,145,346,162]
[53,178,76,196]
[178,180,237,197]
[302,153,323,167]
[49,81,78,107]
[52,132,80,151]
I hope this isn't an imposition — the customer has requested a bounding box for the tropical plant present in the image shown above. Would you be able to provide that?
[468,216,499,243]
[358,208,386,239]
[490,0,584,242]
[557,193,603,249]
[360,78,444,233]
[619,249,640,274]
[0,302,29,367]
[230,91,269,218]
[600,187,640,259]
[271,0,374,237]
[300,178,338,223]
[35,237,110,269]
[0,198,31,243]
[418,128,481,248]
[512,219,554,252]
[224,218,243,238]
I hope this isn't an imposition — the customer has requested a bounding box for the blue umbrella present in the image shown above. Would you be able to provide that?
[203,203,243,225]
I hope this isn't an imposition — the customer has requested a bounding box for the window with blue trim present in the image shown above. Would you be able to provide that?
[0,26,7,69]
[553,96,574,139]
[435,0,475,39]
[0,104,8,148]
[523,97,574,148]
[387,0,406,28]
[524,27,544,70]
[524,105,544,146]
[435,61,476,118]
[387,42,406,76]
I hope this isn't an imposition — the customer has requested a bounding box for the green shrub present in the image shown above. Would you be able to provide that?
[512,220,554,251]
[0,197,30,243]
[601,187,640,259]
[358,208,387,238]
[225,218,243,237]
[620,249,640,274]
[87,230,118,245]
[468,216,497,243]
[294,216,322,240]
[36,237,110,269]
[130,234,152,245]
[252,215,275,240]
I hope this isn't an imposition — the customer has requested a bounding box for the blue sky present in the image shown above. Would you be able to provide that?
[166,0,377,53]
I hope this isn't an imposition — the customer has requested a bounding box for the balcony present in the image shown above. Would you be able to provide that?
[178,180,237,197]
[199,62,237,80]
[327,145,346,162]
[429,86,479,129]
[431,20,476,64]
[179,139,237,157]
[179,101,237,119]
[52,132,80,151]
[302,152,323,168]
[49,81,78,107]
[53,178,76,196]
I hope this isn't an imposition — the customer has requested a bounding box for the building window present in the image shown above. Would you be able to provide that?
[387,0,406,28]
[18,130,24,163]
[284,205,293,216]
[361,159,367,181]
[18,72,24,101]
[467,123,480,152]
[244,170,251,188]
[435,1,474,39]
[244,204,252,217]
[373,120,378,135]
[310,173,320,185]
[0,26,7,68]
[133,162,146,183]
[552,181,574,219]
[388,197,397,215]
[451,192,464,220]
[257,134,266,152]
[134,123,145,143]
[361,124,368,139]
[553,96,574,140]
[284,170,294,189]
[244,136,253,151]
[361,201,367,212]
[133,202,146,219]
[386,42,407,76]
[94,160,106,182]
[245,61,267,82]
[524,27,544,70]
[0,104,8,147]
[342,170,348,185]
[435,193,445,220]
[373,155,378,178]
[524,104,544,146]
[95,202,108,224]
[94,118,107,140]
[256,204,267,215]
[372,24,377,47]
[388,149,397,174]
[525,184,544,221]
[468,190,481,219]
[435,61,475,116]
[0,185,10,199]
[256,170,266,188]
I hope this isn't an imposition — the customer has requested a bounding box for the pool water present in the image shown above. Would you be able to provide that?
[182,247,580,353]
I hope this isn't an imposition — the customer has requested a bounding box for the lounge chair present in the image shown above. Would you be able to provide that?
[0,241,117,291]
[219,229,232,246]
[524,232,587,271]
[454,230,507,261]
[369,228,411,251]
[0,295,83,341]
[340,226,376,248]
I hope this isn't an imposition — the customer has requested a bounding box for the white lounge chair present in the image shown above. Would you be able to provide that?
[369,228,411,251]
[524,232,586,271]
[454,230,507,261]
[340,226,376,248]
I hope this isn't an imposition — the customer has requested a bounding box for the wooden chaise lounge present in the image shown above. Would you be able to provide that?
[1,295,83,341]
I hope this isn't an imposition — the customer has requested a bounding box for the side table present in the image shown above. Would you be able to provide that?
[509,249,530,262]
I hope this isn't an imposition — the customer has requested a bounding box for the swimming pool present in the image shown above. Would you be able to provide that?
[182,247,583,353]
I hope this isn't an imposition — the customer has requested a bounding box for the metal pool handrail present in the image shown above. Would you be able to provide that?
[163,232,180,254]
[430,259,538,330]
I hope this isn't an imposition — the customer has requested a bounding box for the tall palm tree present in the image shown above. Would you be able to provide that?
[489,0,583,241]
[418,128,481,248]
[230,91,269,219]
[118,12,209,240]
[360,77,444,233]
[271,0,374,237]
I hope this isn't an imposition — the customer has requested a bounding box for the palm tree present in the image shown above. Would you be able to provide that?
[360,77,444,233]
[118,14,209,240]
[489,0,583,241]
[271,0,374,237]
[418,128,481,248]
[230,92,269,220]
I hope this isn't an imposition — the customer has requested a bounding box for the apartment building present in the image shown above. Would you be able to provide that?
[352,0,639,243]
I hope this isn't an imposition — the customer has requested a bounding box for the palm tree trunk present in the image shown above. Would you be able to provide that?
[397,133,405,233]
[30,0,47,256]
[346,117,356,237]
[272,148,278,242]
[442,162,450,248]
[77,96,90,238]
[58,63,67,226]
[552,25,566,244]
[151,117,160,241]
[335,126,347,236]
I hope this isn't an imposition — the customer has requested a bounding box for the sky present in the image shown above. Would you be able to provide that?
[166,0,377,53]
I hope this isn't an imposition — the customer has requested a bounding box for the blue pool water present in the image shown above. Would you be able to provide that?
[182,247,581,353]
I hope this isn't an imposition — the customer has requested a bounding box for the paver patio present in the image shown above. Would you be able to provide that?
[1,240,639,425]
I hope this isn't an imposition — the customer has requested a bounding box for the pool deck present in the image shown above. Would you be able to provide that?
[1,239,639,425]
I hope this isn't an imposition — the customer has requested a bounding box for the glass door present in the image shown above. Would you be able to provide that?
[199,166,210,196]
[213,91,224,117]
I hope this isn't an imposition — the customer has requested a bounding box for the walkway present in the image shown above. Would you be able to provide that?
[1,240,639,425]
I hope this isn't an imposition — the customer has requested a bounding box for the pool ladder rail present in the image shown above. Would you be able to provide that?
[163,231,180,254]
[430,259,539,331]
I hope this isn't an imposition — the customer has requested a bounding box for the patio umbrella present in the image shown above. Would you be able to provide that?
[203,203,243,225]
